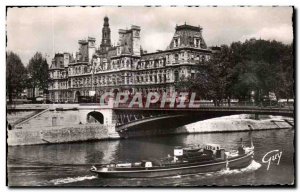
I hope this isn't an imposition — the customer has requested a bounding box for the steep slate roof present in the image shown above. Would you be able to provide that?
[141,51,167,60]
[107,47,117,58]
[167,23,207,50]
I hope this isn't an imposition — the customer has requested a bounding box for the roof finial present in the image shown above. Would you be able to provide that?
[104,15,109,22]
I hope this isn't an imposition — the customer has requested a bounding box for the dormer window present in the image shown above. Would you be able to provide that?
[174,38,179,48]
[188,36,193,47]
[195,39,200,47]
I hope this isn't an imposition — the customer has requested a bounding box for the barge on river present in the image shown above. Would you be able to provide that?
[90,140,254,178]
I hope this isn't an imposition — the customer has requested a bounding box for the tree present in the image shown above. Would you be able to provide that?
[6,51,28,104]
[206,45,234,106]
[27,52,49,101]
[230,39,294,104]
[275,43,294,101]
[176,39,294,106]
[175,45,234,106]
[232,60,262,103]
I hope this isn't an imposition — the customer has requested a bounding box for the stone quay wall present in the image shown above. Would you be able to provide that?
[8,124,119,146]
[175,114,293,133]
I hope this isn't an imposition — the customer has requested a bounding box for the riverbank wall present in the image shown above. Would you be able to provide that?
[7,124,119,146]
[176,114,293,133]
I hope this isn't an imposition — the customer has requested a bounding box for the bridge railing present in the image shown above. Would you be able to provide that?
[114,101,294,110]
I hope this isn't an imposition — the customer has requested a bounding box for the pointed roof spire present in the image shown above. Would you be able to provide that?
[103,16,109,26]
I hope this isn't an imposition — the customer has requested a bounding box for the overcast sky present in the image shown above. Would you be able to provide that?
[6,6,293,65]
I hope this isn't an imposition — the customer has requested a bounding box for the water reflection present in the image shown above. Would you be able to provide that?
[7,129,294,186]
[8,140,120,166]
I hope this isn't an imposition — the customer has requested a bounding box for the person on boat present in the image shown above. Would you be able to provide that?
[238,138,245,155]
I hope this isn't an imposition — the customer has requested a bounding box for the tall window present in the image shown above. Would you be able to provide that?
[174,54,179,63]
[202,55,205,63]
[191,72,195,79]
[52,117,57,126]
[196,39,200,47]
[189,36,193,47]
[174,70,179,82]
[174,39,178,47]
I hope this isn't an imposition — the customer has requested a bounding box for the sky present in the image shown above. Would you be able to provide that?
[6,6,293,65]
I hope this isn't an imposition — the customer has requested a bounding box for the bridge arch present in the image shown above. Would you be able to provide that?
[115,107,294,134]
[87,111,104,124]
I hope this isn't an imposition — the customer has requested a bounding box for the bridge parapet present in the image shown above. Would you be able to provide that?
[113,106,294,131]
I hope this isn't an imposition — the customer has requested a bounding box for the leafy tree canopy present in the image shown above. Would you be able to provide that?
[6,51,27,103]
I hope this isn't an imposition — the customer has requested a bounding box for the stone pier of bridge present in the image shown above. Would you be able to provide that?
[7,99,120,146]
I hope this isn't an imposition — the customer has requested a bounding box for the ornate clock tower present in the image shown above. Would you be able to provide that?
[99,16,112,52]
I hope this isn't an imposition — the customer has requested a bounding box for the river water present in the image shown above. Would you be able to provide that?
[7,129,294,186]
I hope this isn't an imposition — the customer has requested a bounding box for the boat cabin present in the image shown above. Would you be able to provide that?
[174,146,183,156]
[204,144,225,159]
[141,161,153,168]
[205,144,221,151]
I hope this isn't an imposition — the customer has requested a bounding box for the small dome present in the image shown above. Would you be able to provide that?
[104,16,109,21]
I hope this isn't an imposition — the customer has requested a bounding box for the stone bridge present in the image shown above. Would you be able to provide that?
[9,101,294,139]
[112,106,294,135]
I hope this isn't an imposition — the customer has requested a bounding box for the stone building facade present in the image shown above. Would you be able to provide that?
[48,17,212,103]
